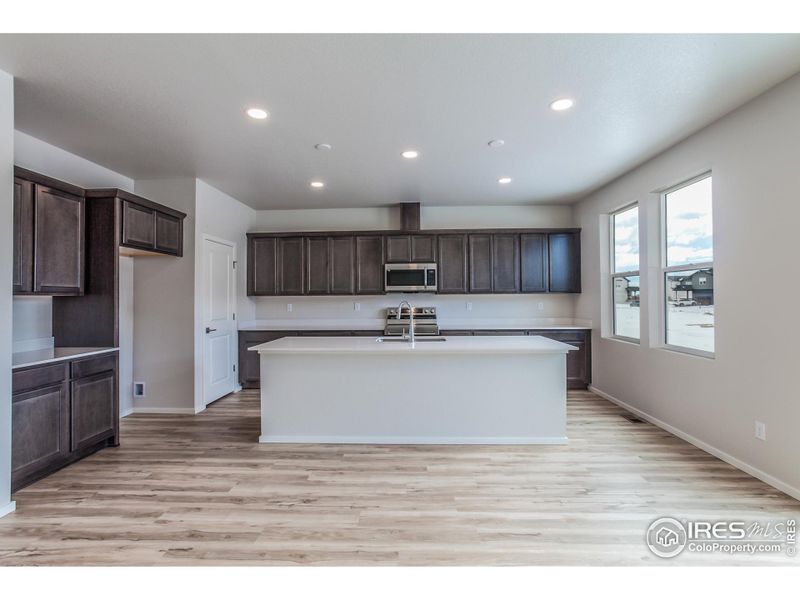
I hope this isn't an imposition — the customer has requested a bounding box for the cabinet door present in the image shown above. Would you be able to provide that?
[411,235,436,262]
[277,237,305,295]
[11,382,70,489]
[238,331,293,389]
[13,178,34,294]
[356,235,385,294]
[492,234,520,293]
[437,234,467,293]
[468,234,493,293]
[385,235,411,263]
[248,237,278,296]
[529,329,591,389]
[34,185,85,295]
[520,233,548,293]
[330,236,355,294]
[71,371,116,452]
[121,200,156,250]
[306,237,330,295]
[548,232,581,293]
[154,211,182,256]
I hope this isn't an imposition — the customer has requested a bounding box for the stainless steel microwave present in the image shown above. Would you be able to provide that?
[384,263,438,292]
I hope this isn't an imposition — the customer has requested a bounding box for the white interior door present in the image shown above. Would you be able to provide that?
[203,238,236,405]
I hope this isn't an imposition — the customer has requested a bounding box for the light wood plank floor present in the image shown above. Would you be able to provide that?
[1,390,797,566]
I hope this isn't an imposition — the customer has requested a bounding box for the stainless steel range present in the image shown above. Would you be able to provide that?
[383,305,439,337]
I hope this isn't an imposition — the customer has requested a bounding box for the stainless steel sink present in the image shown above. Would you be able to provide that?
[375,336,447,343]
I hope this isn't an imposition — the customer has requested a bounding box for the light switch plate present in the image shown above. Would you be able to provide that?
[287,303,293,313]
[466,302,473,311]
[755,420,766,441]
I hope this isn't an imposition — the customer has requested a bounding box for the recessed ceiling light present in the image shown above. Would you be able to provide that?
[498,177,512,184]
[488,139,505,148]
[315,143,332,151]
[246,107,269,120]
[310,181,325,189]
[401,150,419,159]
[549,98,575,112]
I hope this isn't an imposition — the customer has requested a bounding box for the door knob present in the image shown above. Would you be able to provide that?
[205,327,217,334]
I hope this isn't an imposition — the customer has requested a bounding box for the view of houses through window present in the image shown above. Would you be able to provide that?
[663,174,714,354]
[611,204,640,340]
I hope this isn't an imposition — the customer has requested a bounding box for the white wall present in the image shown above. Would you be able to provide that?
[574,72,800,498]
[194,179,256,411]
[252,203,573,231]
[12,132,135,349]
[0,70,15,517]
[119,256,134,417]
[251,204,577,325]
[132,178,197,413]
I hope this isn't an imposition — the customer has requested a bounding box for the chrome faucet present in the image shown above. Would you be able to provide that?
[396,300,415,344]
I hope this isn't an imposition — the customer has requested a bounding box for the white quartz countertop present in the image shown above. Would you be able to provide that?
[12,347,119,370]
[251,335,576,355]
[239,319,591,331]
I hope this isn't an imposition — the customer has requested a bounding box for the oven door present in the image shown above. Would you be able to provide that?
[384,264,437,292]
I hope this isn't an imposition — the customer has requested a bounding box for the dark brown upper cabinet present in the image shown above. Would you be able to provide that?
[13,177,34,294]
[306,237,330,294]
[437,234,468,294]
[355,235,385,294]
[34,186,85,295]
[492,233,520,293]
[84,188,185,257]
[548,232,581,293]
[385,235,412,263]
[246,228,580,297]
[520,233,549,293]
[277,236,305,295]
[329,236,355,295]
[13,168,85,296]
[385,234,437,263]
[154,211,182,255]
[468,234,493,293]
[121,200,155,249]
[248,236,278,295]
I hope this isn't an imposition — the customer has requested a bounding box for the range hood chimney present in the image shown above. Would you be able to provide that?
[400,202,421,232]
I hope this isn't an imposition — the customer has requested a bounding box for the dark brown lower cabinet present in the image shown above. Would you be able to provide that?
[11,351,118,492]
[238,331,294,388]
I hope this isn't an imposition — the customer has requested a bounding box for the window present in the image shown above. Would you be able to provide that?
[662,174,714,355]
[610,204,640,340]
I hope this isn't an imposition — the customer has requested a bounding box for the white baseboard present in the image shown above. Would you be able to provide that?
[260,435,568,445]
[120,407,134,418]
[589,385,800,502]
[130,406,197,415]
[0,501,16,519]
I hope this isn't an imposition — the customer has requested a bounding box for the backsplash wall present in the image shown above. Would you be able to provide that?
[252,293,577,325]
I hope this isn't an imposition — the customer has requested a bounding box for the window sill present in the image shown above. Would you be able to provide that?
[604,335,640,347]
[657,344,715,360]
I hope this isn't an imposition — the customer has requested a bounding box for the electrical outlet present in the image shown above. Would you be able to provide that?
[466,302,473,311]
[287,303,293,313]
[354,302,361,312]
[133,382,146,398]
[538,302,545,310]
[754,420,766,441]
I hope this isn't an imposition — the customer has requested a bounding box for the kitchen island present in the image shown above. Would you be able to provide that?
[251,335,575,444]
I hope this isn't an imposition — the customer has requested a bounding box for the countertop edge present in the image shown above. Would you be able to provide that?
[12,347,120,370]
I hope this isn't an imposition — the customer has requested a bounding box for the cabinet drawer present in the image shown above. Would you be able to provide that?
[12,363,68,393]
[71,354,117,379]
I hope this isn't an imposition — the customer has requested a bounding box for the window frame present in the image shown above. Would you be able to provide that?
[609,202,641,343]
[659,172,715,359]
